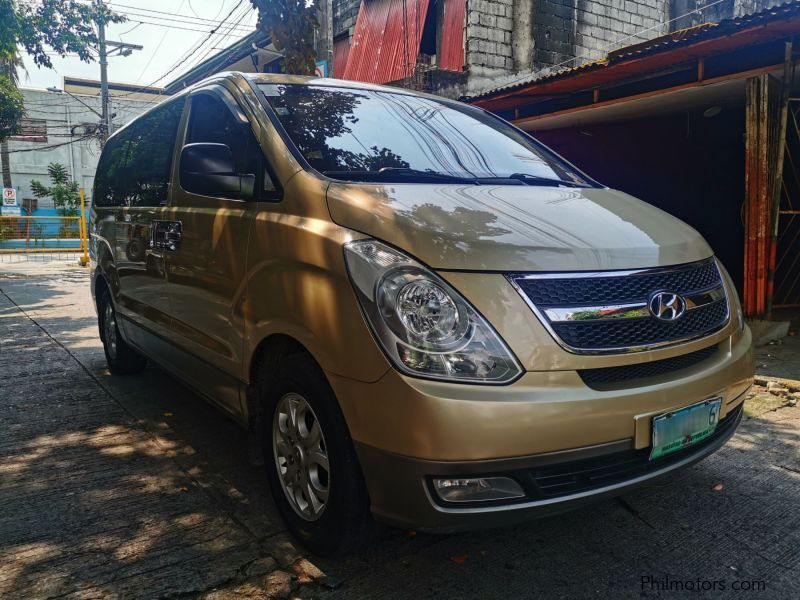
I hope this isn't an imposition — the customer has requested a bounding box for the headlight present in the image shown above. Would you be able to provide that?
[344,239,522,384]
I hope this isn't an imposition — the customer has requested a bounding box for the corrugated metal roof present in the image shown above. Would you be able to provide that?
[467,0,800,103]
[333,35,351,78]
[343,0,430,84]
[440,0,466,72]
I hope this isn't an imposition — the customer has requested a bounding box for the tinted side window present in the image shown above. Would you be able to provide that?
[186,93,261,178]
[94,131,129,207]
[95,99,184,208]
[121,99,185,207]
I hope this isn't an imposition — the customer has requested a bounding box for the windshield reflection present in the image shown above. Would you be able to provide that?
[260,84,591,186]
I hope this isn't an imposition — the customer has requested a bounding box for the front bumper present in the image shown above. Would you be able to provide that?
[328,325,752,531]
[353,396,744,532]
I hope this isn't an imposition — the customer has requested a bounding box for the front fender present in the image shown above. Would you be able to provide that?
[242,211,389,385]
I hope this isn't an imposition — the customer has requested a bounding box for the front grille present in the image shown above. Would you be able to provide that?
[515,260,721,306]
[526,403,742,499]
[554,300,728,350]
[508,258,730,353]
[578,345,719,389]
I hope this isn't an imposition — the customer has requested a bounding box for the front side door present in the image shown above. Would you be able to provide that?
[99,98,185,348]
[163,85,270,418]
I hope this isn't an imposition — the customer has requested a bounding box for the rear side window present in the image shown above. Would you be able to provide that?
[94,98,185,207]
[93,134,127,206]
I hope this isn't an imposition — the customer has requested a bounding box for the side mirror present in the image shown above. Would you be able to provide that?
[179,143,255,200]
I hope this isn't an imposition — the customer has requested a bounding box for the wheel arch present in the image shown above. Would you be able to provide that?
[245,333,339,467]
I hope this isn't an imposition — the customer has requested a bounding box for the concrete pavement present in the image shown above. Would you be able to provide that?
[0,260,798,599]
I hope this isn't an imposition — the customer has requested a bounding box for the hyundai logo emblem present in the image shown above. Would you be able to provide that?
[648,291,687,322]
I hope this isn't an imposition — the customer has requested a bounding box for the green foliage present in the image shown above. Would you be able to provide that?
[2,0,125,70]
[0,0,125,139]
[0,74,23,139]
[251,0,319,75]
[30,162,81,218]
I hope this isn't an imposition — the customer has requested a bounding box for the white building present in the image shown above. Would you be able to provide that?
[3,78,163,212]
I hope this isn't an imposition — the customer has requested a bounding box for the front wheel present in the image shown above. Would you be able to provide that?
[261,353,370,555]
[98,288,146,375]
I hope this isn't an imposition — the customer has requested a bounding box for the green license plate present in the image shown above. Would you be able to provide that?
[650,398,722,460]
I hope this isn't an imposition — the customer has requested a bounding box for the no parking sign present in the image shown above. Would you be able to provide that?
[1,188,19,215]
[2,188,16,206]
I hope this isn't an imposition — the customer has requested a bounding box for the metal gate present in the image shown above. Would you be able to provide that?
[0,189,90,265]
[743,43,799,318]
[773,98,800,311]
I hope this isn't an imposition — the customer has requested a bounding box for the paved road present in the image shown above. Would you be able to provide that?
[0,260,798,599]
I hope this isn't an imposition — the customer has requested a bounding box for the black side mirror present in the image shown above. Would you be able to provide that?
[180,143,255,200]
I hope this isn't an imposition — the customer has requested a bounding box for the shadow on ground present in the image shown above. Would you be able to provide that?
[1,266,798,599]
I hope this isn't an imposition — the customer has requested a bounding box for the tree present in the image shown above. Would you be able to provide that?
[250,0,319,75]
[0,0,124,138]
[30,162,81,218]
[1,0,123,190]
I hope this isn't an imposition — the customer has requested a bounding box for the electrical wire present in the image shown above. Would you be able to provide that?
[130,0,189,86]
[147,0,250,80]
[4,136,96,154]
[112,0,248,97]
[107,2,254,32]
[188,0,225,22]
[121,18,247,35]
[117,21,142,37]
[171,2,253,81]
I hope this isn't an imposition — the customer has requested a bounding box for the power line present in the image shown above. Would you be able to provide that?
[108,2,254,32]
[172,2,253,81]
[113,0,248,97]
[130,0,189,86]
[117,21,142,36]
[122,18,231,35]
[188,0,225,22]
[4,136,96,154]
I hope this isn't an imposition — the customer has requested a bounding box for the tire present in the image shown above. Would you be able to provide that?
[261,352,370,556]
[97,287,147,375]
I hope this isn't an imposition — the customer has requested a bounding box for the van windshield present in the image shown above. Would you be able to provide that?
[258,83,593,186]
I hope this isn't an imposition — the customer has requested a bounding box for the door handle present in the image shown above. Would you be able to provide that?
[152,220,182,252]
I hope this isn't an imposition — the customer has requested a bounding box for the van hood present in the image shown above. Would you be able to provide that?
[326,183,713,272]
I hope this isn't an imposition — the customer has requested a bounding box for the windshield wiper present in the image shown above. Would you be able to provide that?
[506,173,587,187]
[322,168,478,184]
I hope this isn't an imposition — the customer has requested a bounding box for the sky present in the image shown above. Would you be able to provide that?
[19,0,259,91]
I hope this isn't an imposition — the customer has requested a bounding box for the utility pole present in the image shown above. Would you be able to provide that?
[97,0,109,142]
[318,0,333,75]
[95,0,141,144]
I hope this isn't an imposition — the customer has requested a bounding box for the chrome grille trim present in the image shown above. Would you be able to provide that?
[542,286,727,323]
[507,258,731,355]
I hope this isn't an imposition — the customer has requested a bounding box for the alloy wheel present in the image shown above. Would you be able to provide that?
[103,301,118,361]
[272,392,330,521]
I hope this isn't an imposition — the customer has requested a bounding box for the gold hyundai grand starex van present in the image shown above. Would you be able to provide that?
[91,73,753,554]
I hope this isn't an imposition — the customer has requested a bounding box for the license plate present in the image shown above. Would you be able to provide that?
[650,398,722,460]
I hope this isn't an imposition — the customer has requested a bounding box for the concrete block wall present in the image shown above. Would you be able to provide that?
[672,0,784,30]
[333,0,361,36]
[465,0,516,89]
[532,0,670,69]
[734,0,788,17]
[328,0,786,97]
